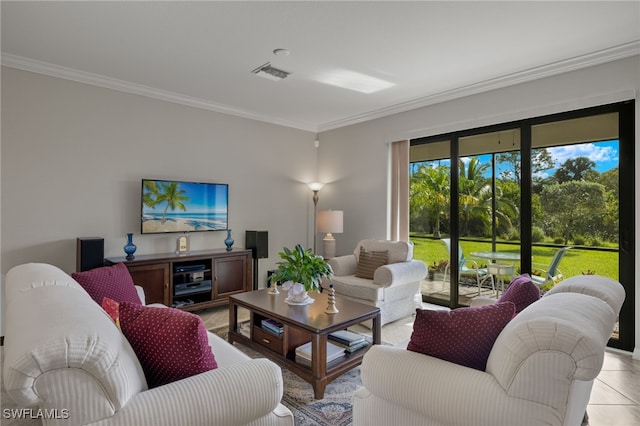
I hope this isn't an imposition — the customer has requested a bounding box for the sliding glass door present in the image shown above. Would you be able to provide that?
[410,101,634,351]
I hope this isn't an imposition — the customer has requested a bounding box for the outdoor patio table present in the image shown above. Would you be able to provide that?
[470,251,521,262]
[470,251,521,296]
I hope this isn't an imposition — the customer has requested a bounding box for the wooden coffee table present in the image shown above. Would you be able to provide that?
[228,289,381,399]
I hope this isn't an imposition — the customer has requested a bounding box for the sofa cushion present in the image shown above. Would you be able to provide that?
[407,302,515,371]
[355,247,388,279]
[72,262,142,306]
[118,302,218,388]
[498,273,540,313]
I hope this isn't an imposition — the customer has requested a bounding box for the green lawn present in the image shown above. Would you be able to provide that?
[411,237,619,281]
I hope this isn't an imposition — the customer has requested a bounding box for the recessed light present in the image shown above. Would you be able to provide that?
[273,48,290,57]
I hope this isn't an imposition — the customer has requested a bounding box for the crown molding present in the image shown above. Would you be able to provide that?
[317,41,640,132]
[3,40,638,134]
[0,53,317,132]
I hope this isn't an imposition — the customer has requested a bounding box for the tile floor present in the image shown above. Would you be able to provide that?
[198,303,640,426]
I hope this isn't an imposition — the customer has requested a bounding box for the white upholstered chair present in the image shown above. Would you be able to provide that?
[326,239,427,326]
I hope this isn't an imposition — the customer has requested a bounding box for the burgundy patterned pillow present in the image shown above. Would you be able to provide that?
[118,302,218,388]
[499,273,540,313]
[407,302,515,371]
[72,262,141,305]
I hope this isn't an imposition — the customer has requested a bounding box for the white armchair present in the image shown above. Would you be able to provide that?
[327,239,427,326]
[353,275,625,426]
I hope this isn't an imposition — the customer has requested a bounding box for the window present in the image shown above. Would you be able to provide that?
[410,102,634,351]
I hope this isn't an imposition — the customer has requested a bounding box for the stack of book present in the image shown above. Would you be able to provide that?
[295,341,345,366]
[261,318,283,336]
[329,330,369,353]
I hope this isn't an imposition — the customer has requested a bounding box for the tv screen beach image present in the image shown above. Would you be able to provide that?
[141,180,228,234]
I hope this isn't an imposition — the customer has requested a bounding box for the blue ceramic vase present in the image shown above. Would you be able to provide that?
[224,229,234,251]
[124,233,137,260]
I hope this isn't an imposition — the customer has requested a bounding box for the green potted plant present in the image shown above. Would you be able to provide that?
[270,244,334,304]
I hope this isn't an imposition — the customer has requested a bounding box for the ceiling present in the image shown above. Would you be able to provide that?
[2,1,639,133]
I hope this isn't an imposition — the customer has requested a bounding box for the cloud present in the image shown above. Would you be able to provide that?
[548,143,618,166]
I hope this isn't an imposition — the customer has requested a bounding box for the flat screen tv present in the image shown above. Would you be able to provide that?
[141,179,228,234]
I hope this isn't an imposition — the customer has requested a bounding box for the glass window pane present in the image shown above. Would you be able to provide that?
[458,130,521,305]
[532,113,620,341]
[410,140,451,303]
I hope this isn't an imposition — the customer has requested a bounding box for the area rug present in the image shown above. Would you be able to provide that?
[211,325,361,426]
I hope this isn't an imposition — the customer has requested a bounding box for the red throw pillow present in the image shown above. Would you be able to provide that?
[102,297,121,328]
[407,302,515,371]
[72,263,142,306]
[499,273,541,313]
[118,302,218,388]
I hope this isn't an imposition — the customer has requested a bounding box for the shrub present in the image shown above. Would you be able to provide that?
[553,236,565,244]
[590,237,603,247]
[573,235,586,246]
[531,226,545,243]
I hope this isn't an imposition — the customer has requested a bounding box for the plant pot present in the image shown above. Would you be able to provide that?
[282,282,314,305]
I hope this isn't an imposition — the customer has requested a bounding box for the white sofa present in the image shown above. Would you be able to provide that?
[353,275,625,426]
[327,239,427,326]
[3,263,294,426]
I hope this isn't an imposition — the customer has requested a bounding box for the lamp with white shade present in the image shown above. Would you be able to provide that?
[317,210,343,259]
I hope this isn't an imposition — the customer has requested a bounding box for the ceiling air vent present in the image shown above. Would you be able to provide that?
[251,62,290,81]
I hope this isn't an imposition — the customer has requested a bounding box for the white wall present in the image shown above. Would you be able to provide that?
[317,56,640,357]
[0,67,322,333]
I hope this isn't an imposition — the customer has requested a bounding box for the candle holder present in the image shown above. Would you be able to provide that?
[325,284,339,314]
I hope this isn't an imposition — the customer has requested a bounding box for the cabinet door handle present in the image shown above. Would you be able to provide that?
[262,338,271,344]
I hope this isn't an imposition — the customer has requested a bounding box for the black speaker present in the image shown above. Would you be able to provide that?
[76,237,104,272]
[245,231,268,259]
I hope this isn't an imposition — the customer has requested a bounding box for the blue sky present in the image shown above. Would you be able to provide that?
[413,140,619,179]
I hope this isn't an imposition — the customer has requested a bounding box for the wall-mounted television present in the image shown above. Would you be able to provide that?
[141,179,228,234]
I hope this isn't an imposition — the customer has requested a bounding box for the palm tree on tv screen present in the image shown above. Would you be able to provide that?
[144,181,190,224]
[143,180,160,209]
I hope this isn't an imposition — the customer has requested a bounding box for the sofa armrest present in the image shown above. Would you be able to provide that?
[98,359,287,426]
[373,260,427,287]
[487,292,617,397]
[328,254,357,276]
[135,285,146,305]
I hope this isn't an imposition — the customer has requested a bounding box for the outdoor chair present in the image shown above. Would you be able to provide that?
[484,262,515,297]
[440,238,488,291]
[531,246,571,288]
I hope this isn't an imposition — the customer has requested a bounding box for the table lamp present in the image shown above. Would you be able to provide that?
[317,210,343,259]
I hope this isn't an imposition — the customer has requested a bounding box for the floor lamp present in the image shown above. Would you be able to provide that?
[307,182,324,253]
[317,210,343,259]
